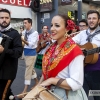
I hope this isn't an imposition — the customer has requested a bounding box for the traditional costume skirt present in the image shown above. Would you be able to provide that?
[34,54,43,69]
[51,86,88,100]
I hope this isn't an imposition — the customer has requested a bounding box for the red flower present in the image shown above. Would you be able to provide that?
[66,20,75,31]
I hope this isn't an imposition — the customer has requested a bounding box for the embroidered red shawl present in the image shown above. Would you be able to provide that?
[42,38,83,80]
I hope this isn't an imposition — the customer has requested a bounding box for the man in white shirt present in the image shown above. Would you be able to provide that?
[21,18,39,95]
[73,10,100,100]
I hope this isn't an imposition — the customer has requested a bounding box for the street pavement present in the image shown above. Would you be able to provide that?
[11,59,94,100]
[11,59,42,100]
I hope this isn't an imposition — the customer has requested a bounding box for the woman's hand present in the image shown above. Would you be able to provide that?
[40,78,53,87]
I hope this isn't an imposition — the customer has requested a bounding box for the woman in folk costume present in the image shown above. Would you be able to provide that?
[38,14,88,100]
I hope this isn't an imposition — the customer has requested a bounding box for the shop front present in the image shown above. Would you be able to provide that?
[0,0,37,32]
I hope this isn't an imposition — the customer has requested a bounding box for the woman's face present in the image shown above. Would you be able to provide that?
[20,28,24,32]
[50,16,67,44]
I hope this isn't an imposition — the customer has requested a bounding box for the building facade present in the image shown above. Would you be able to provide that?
[58,0,100,23]
[0,0,37,32]
[0,0,58,33]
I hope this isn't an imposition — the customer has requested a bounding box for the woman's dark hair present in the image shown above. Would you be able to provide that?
[0,9,11,17]
[87,10,100,19]
[57,14,72,35]
[57,14,70,27]
[42,25,48,29]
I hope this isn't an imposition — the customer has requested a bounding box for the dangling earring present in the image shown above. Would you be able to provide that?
[64,32,68,38]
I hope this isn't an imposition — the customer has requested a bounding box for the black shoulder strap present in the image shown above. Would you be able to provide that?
[51,79,65,92]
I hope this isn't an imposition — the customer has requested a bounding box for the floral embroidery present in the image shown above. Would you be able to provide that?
[66,41,71,48]
[42,38,76,79]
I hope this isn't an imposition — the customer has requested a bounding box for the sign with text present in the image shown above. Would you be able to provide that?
[44,13,50,19]
[61,0,72,5]
[0,0,31,7]
[40,0,53,12]
[0,4,32,18]
[89,90,100,96]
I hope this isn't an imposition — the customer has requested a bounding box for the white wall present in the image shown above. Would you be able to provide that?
[0,4,32,18]
[32,12,37,31]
